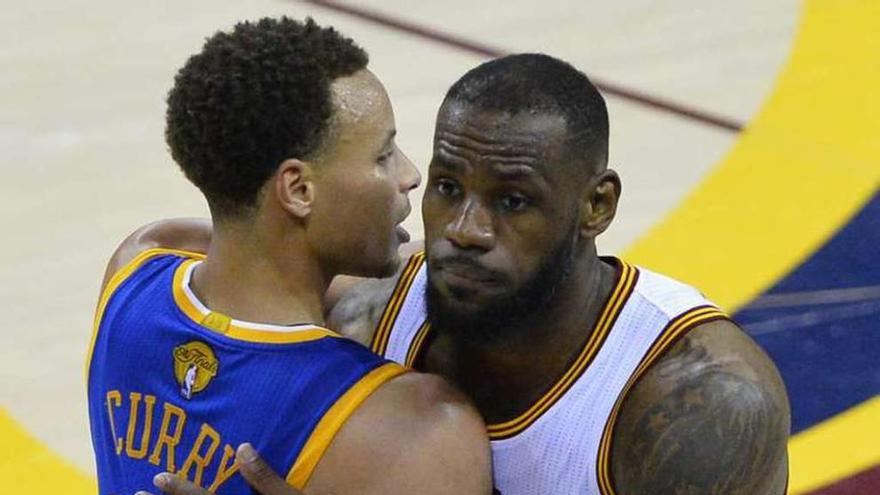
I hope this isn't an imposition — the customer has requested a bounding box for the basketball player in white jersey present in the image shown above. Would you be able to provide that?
[326,54,792,495]
[140,53,790,495]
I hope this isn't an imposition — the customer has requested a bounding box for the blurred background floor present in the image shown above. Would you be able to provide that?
[0,1,876,493]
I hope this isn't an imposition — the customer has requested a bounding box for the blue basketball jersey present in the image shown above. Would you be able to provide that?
[86,249,405,494]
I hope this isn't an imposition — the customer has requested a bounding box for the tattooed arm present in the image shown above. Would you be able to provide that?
[611,319,790,495]
[326,275,398,345]
[325,241,424,345]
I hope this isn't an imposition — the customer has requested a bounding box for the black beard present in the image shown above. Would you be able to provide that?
[426,225,577,346]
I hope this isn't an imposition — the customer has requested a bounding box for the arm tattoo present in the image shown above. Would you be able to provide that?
[612,332,789,495]
[327,277,397,344]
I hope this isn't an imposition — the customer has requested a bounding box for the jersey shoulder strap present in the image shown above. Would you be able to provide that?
[369,252,427,357]
[287,361,408,488]
[85,248,205,380]
[595,266,729,495]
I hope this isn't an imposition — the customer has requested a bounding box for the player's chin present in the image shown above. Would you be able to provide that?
[377,254,402,278]
[360,249,401,279]
[433,276,507,310]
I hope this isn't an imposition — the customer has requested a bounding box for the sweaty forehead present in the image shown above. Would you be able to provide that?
[434,102,570,163]
[329,69,392,135]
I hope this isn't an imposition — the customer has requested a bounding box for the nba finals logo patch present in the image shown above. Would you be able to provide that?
[173,341,218,399]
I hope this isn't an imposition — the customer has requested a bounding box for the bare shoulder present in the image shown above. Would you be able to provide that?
[306,372,492,495]
[612,318,790,495]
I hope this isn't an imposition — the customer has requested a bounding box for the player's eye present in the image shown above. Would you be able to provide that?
[377,150,394,165]
[500,193,532,212]
[436,178,461,197]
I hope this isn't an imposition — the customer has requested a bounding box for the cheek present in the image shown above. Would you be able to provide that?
[344,171,397,243]
[495,216,562,278]
[316,172,398,273]
[421,195,444,240]
[360,171,396,219]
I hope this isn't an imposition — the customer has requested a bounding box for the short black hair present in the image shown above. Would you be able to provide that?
[443,53,609,169]
[166,17,368,218]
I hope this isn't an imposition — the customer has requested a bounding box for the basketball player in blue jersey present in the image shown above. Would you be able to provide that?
[86,17,491,495]
[137,55,791,494]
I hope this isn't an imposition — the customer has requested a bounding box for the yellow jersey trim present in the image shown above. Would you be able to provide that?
[484,260,639,440]
[171,259,338,344]
[286,362,408,489]
[402,258,638,440]
[85,248,206,382]
[595,305,729,495]
[370,252,426,355]
[404,321,432,368]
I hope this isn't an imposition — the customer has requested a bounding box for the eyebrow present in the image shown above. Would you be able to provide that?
[434,149,548,186]
[489,163,543,181]
[432,152,468,171]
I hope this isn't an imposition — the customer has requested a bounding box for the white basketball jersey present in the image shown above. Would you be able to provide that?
[369,253,728,495]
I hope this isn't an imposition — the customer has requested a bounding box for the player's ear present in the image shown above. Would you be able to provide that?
[579,169,621,238]
[275,158,315,219]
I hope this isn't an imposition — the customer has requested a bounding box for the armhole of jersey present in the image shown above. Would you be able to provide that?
[286,362,408,489]
[595,305,729,495]
[84,247,205,381]
[369,252,425,355]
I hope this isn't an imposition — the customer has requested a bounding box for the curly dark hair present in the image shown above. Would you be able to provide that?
[444,53,609,171]
[165,17,368,217]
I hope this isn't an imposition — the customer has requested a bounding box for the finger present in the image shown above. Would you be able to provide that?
[237,443,300,494]
[153,473,212,495]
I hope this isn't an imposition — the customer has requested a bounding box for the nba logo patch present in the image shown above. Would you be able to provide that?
[173,341,218,399]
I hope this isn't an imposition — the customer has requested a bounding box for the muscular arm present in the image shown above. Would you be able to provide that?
[306,372,493,495]
[325,240,424,345]
[138,373,490,495]
[611,319,790,495]
[100,218,211,292]
[326,276,398,345]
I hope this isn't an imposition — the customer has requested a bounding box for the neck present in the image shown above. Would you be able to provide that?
[190,220,329,328]
[427,248,617,424]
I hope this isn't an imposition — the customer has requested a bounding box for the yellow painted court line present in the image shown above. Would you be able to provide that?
[788,397,880,494]
[0,407,95,494]
[624,0,880,312]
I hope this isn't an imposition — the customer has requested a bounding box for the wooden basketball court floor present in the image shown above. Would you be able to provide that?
[1,1,877,493]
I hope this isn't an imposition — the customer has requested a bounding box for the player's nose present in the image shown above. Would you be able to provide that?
[396,148,421,193]
[444,197,495,251]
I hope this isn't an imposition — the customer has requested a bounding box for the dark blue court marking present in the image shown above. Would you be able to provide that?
[735,192,880,434]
